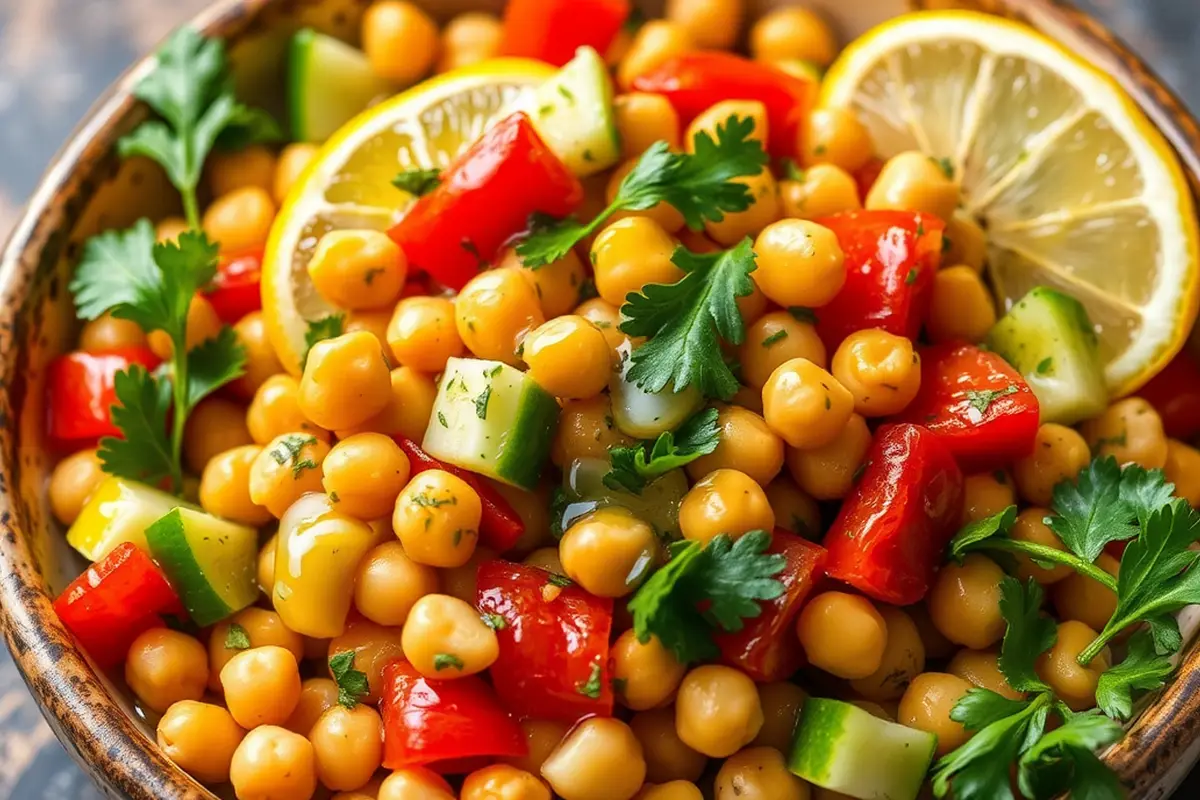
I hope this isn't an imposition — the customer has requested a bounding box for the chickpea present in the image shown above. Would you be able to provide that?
[866,152,960,220]
[1011,508,1073,585]
[706,169,779,246]
[353,540,439,627]
[552,395,635,467]
[795,591,887,680]
[764,477,821,539]
[247,374,330,444]
[220,645,302,728]
[1167,439,1200,506]
[362,0,437,83]
[328,620,406,703]
[492,478,553,553]
[229,726,316,800]
[732,383,766,414]
[560,508,659,597]
[762,359,855,449]
[443,546,498,604]
[1052,553,1120,632]
[675,665,763,758]
[831,329,921,417]
[284,677,340,734]
[386,296,462,373]
[1037,620,1109,711]
[79,312,146,352]
[786,413,871,501]
[248,433,331,517]
[462,765,549,800]
[523,315,612,399]
[961,470,1016,525]
[157,701,245,784]
[928,554,1006,649]
[308,230,406,311]
[299,331,392,430]
[208,145,276,198]
[202,186,276,253]
[149,294,223,359]
[848,606,925,701]
[619,21,694,90]
[49,449,105,525]
[574,297,633,363]
[337,366,437,442]
[801,109,873,173]
[181,397,252,475]
[592,217,684,308]
[401,594,499,678]
[753,682,806,752]
[125,629,209,714]
[630,707,707,783]
[616,93,681,159]
[228,311,284,399]
[209,608,305,693]
[199,445,270,526]
[542,717,647,800]
[456,267,545,365]
[346,308,394,361]
[637,783,704,800]
[504,718,570,775]
[321,433,410,520]
[1081,397,1168,469]
[898,673,974,756]
[740,311,827,391]
[378,768,456,800]
[716,746,810,800]
[909,602,956,660]
[948,648,1023,701]
[751,6,836,65]
[607,159,686,232]
[274,143,318,204]
[155,216,189,243]
[611,630,687,711]
[393,470,481,567]
[926,266,996,344]
[943,213,987,272]
[502,247,588,320]
[258,534,277,595]
[752,219,845,309]
[310,705,384,791]
[679,469,774,545]
[687,100,769,152]
[438,12,502,72]
[664,0,743,50]
[685,406,784,486]
[778,164,862,220]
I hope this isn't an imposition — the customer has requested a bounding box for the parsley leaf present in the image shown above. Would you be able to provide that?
[392,167,442,196]
[933,691,1051,800]
[302,314,346,367]
[224,622,251,651]
[997,577,1057,693]
[620,240,758,400]
[577,658,603,699]
[516,115,768,267]
[965,385,1018,415]
[628,531,784,663]
[68,220,159,322]
[186,326,247,408]
[482,613,507,631]
[1016,711,1124,800]
[603,408,721,494]
[947,506,1017,561]
[474,385,492,420]
[329,651,369,708]
[433,653,464,672]
[1047,456,1138,562]
[96,366,174,485]
[1095,629,1174,720]
[1118,463,1176,527]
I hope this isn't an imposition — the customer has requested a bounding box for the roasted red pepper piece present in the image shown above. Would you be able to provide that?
[53,542,184,668]
[477,560,614,723]
[46,347,162,449]
[380,660,527,769]
[389,112,583,291]
[395,437,525,552]
[1136,351,1200,440]
[897,343,1040,471]
[631,52,815,156]
[814,210,945,350]
[501,0,630,66]
[715,531,827,681]
[824,424,964,606]
[204,248,263,324]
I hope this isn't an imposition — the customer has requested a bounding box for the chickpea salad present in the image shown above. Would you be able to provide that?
[42,2,1200,800]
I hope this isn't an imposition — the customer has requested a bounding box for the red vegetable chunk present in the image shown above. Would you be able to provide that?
[898,343,1040,471]
[477,560,614,723]
[46,347,162,448]
[501,0,630,66]
[1136,350,1200,440]
[631,52,815,157]
[53,542,184,668]
[814,210,945,350]
[380,660,527,769]
[204,247,263,324]
[824,424,964,606]
[715,531,827,681]
[389,112,583,291]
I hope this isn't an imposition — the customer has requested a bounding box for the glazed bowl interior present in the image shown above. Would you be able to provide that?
[2,0,1200,797]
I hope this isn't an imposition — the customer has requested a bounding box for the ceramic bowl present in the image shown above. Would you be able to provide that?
[1,0,1198,797]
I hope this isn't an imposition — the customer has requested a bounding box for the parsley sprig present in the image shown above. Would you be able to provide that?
[603,407,720,494]
[516,115,768,268]
[329,651,369,708]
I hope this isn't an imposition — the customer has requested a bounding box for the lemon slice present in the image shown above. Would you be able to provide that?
[821,11,1199,395]
[264,59,555,374]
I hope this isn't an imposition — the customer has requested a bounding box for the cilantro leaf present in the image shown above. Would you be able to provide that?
[96,366,174,485]
[933,691,1050,800]
[700,531,786,632]
[997,577,1056,693]
[1096,629,1174,720]
[516,115,767,267]
[1048,456,1137,563]
[577,658,604,699]
[603,407,721,494]
[224,622,251,651]
[392,167,442,196]
[1118,463,1175,527]
[947,506,1017,561]
[1016,711,1124,800]
[302,314,346,367]
[628,541,714,662]
[1147,613,1183,655]
[433,653,464,672]
[186,326,247,408]
[951,688,1033,731]
[68,220,159,321]
[620,240,757,400]
[329,651,369,708]
[965,385,1018,415]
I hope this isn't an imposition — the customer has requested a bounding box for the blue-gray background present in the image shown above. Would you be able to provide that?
[0,0,1196,796]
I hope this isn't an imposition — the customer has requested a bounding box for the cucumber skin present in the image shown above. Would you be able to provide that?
[788,697,848,784]
[145,509,257,627]
[495,386,560,489]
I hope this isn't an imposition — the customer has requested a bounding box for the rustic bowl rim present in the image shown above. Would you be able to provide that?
[2,0,1200,797]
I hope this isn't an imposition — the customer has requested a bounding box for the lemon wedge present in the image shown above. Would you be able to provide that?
[263,59,555,374]
[821,11,1199,395]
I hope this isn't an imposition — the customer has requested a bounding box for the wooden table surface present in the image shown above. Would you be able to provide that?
[0,0,1198,796]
